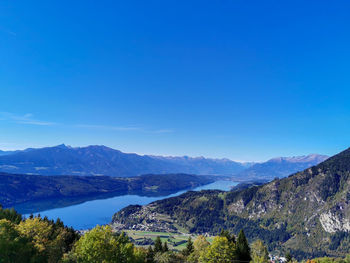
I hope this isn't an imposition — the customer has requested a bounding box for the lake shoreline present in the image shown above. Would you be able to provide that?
[18,180,239,230]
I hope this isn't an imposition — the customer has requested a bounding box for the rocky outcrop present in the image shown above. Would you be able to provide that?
[320,211,350,233]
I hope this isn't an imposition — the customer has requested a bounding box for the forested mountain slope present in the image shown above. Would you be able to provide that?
[0,172,214,207]
[112,148,350,259]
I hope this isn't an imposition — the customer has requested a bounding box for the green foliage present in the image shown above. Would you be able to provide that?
[187,235,210,262]
[236,230,251,262]
[153,251,181,263]
[0,208,79,263]
[182,236,194,256]
[146,245,155,263]
[17,216,79,263]
[307,256,348,263]
[0,206,260,263]
[154,236,163,253]
[147,236,180,262]
[133,247,147,263]
[71,225,135,263]
[200,236,236,263]
[0,219,36,263]
[18,217,55,253]
[319,173,341,201]
[0,206,22,224]
[250,239,269,263]
[329,231,350,250]
[220,229,236,244]
[162,241,169,252]
[147,190,226,234]
[286,251,292,262]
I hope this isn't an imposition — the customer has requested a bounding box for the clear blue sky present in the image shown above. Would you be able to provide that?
[1,0,350,161]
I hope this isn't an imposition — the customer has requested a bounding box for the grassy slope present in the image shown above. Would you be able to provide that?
[124,230,212,251]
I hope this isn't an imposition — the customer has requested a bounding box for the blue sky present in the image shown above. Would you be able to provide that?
[1,0,350,161]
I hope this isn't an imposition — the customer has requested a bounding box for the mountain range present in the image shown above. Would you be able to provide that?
[112,147,350,259]
[0,150,21,156]
[0,144,328,179]
[237,154,329,180]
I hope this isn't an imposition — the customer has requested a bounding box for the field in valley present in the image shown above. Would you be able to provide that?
[124,230,214,251]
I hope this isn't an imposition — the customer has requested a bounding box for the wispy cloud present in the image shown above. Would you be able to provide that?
[0,112,173,133]
[75,124,141,131]
[0,112,57,126]
[0,26,17,37]
[152,129,173,134]
[76,124,173,134]
[7,31,16,36]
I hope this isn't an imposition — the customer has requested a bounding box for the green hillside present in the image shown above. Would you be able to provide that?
[112,148,350,259]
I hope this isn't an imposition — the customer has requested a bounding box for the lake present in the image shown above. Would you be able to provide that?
[20,180,238,230]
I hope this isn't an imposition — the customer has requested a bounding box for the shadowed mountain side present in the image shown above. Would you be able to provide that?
[0,172,215,208]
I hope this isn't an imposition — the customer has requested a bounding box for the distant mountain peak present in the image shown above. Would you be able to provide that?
[0,145,246,177]
[238,153,329,180]
[55,143,70,149]
[268,153,328,163]
[0,144,329,179]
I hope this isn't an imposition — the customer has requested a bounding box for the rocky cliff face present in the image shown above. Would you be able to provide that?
[320,211,350,233]
[112,148,350,259]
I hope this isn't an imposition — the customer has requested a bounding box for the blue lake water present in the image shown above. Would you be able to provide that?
[23,180,238,230]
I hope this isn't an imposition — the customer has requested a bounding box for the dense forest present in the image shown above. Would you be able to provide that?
[0,173,214,207]
[1,204,350,263]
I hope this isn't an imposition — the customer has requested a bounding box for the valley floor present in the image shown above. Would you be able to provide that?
[123,230,213,251]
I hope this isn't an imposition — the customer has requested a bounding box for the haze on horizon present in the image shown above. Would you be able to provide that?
[1,0,350,161]
[0,143,329,164]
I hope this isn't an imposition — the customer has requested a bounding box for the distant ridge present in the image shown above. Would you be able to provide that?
[268,153,328,163]
[0,150,22,156]
[237,153,328,180]
[0,144,328,178]
[0,144,245,177]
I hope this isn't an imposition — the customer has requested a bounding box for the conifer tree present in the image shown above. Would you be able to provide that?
[182,236,194,256]
[220,229,236,244]
[146,246,155,263]
[236,229,251,262]
[154,236,163,253]
[286,252,292,262]
[162,241,169,252]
